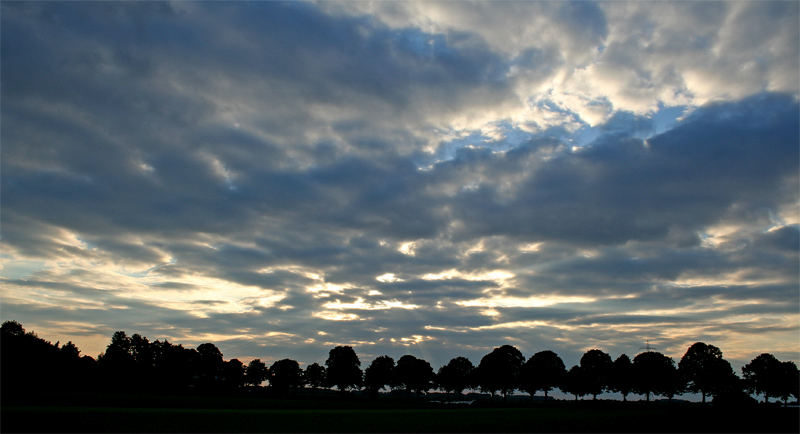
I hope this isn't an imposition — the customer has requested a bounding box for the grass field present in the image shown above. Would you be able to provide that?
[3,404,798,432]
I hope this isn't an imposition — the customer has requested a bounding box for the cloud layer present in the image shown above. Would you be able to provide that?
[1,1,798,374]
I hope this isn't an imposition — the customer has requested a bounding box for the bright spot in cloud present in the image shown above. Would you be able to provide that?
[376,273,402,283]
[312,311,362,321]
[456,295,597,309]
[322,297,419,311]
[422,268,514,282]
[398,241,417,256]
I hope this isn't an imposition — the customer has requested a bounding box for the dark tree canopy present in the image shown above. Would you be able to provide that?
[633,351,680,401]
[269,359,304,393]
[196,343,224,389]
[610,354,634,401]
[579,349,613,400]
[521,350,565,399]
[325,346,362,391]
[223,359,245,389]
[197,343,224,363]
[561,365,591,400]
[60,341,81,359]
[475,345,524,397]
[304,362,326,390]
[1,320,25,337]
[4,320,790,408]
[394,355,434,394]
[436,356,474,395]
[100,331,134,366]
[743,353,790,403]
[777,361,799,406]
[1,320,96,395]
[678,342,739,403]
[364,355,395,395]
[245,359,268,387]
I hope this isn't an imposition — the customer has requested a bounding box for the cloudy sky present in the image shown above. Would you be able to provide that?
[1,1,798,373]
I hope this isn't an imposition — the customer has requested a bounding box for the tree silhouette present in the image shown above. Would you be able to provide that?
[2,320,94,395]
[743,353,783,403]
[678,342,735,403]
[777,361,799,406]
[1,320,25,337]
[561,365,590,400]
[223,358,246,389]
[196,343,224,389]
[475,345,524,397]
[436,356,474,395]
[151,340,196,390]
[3,319,797,411]
[304,362,326,390]
[60,341,81,359]
[521,350,565,400]
[130,334,153,367]
[364,356,394,396]
[633,351,679,401]
[98,331,136,389]
[580,349,613,400]
[610,354,633,401]
[394,355,434,394]
[269,359,304,393]
[325,346,362,392]
[100,331,134,366]
[245,359,268,387]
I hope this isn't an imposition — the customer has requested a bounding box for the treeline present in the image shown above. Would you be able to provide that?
[1,321,797,406]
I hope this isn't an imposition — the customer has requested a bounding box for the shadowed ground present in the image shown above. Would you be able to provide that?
[3,404,798,432]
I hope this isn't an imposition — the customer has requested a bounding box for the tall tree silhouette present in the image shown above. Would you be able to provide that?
[678,342,736,403]
[394,355,434,394]
[521,350,565,399]
[245,359,268,387]
[580,349,613,400]
[196,343,224,389]
[98,331,136,389]
[777,361,799,406]
[364,356,394,396]
[633,351,679,401]
[325,346,362,392]
[304,362,326,390]
[223,359,246,389]
[152,340,196,390]
[269,359,304,393]
[475,345,524,397]
[561,365,590,400]
[436,357,474,395]
[743,353,783,403]
[610,354,634,401]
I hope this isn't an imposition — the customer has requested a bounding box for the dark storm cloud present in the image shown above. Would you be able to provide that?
[449,93,799,245]
[1,1,797,367]
[1,0,508,250]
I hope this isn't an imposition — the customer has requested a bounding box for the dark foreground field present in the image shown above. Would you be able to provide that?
[3,402,798,433]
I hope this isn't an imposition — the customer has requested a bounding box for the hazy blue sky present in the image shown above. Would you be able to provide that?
[1,1,798,375]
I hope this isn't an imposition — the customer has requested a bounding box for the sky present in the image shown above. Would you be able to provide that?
[1,1,798,377]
